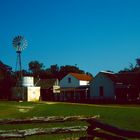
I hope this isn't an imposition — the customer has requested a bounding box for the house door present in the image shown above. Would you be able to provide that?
[99,86,104,97]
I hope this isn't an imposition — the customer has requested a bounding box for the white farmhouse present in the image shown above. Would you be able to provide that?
[60,73,93,88]
[55,73,93,101]
[90,71,116,100]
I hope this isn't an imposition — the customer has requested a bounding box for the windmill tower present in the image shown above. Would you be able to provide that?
[12,36,41,102]
[13,35,27,86]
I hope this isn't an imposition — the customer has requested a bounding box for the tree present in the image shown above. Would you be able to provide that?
[28,61,45,76]
[0,61,15,99]
[136,58,140,67]
[28,62,92,79]
[119,60,140,73]
[0,61,12,77]
[41,64,59,79]
[58,65,85,79]
[50,64,59,75]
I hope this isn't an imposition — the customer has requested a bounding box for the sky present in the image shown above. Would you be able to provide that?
[0,0,140,75]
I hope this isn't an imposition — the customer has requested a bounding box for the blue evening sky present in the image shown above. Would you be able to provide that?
[0,0,140,75]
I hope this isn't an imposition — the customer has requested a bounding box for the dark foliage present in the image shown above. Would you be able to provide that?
[28,60,45,76]
[0,61,15,99]
[136,58,140,67]
[58,65,85,80]
[28,61,89,79]
[119,60,140,73]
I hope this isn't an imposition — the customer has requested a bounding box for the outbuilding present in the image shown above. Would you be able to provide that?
[90,71,116,101]
[90,71,140,102]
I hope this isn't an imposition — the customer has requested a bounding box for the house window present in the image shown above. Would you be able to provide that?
[99,86,104,97]
[68,77,71,83]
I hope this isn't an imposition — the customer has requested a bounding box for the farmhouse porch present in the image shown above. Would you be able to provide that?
[54,86,90,102]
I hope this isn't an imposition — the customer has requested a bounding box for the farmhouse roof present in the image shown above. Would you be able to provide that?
[69,73,93,81]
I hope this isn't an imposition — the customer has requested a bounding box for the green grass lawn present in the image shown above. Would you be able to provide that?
[0,101,140,130]
[0,101,140,140]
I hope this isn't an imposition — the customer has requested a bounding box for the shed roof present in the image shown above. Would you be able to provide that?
[100,71,118,82]
[69,73,93,81]
[100,71,140,85]
[35,79,58,89]
[116,73,140,85]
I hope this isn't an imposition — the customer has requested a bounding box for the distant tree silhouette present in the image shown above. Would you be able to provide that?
[136,58,140,67]
[28,60,92,79]
[28,61,45,76]
[0,61,15,99]
[58,65,85,79]
[119,60,140,73]
[50,64,59,75]
[119,66,134,73]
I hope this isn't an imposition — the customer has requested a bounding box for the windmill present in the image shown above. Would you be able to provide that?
[13,35,27,85]
[12,36,41,101]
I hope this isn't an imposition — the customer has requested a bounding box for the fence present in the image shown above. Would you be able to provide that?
[1,116,139,139]
[0,116,99,139]
[79,118,140,140]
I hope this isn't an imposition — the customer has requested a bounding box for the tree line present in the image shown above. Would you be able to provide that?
[119,58,140,73]
[26,61,93,79]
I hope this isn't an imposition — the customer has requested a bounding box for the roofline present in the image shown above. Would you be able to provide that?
[69,73,93,81]
[100,71,114,74]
